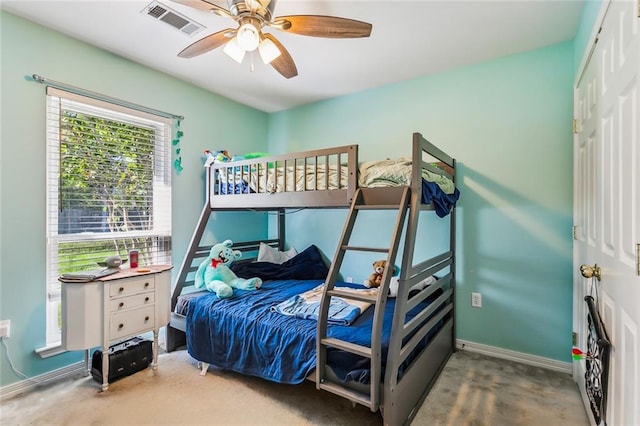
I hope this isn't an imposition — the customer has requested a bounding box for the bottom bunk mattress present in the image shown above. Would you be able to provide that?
[180,279,444,385]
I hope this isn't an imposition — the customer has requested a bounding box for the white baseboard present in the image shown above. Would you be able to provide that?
[456,339,573,374]
[0,361,86,401]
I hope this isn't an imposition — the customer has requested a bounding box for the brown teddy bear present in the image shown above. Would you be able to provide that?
[364,260,388,288]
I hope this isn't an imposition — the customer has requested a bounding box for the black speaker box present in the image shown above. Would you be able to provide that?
[91,337,152,383]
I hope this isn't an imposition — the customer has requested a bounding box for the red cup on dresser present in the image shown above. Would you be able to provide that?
[129,249,139,268]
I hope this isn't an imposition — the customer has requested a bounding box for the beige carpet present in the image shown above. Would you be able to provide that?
[416,351,589,426]
[1,349,589,425]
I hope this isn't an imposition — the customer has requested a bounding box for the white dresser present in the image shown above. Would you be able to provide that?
[61,265,172,390]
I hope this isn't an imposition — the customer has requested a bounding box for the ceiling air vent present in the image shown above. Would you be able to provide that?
[142,1,205,36]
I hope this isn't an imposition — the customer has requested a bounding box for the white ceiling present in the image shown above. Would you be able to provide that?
[2,0,585,112]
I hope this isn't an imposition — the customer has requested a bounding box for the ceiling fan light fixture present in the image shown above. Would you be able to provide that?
[258,37,281,64]
[236,22,260,51]
[223,37,246,63]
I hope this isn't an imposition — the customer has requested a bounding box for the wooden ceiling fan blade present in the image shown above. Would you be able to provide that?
[263,33,298,79]
[275,15,372,38]
[178,29,234,58]
[170,0,233,20]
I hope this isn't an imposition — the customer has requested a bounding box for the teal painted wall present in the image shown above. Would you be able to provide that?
[269,41,576,362]
[0,12,267,387]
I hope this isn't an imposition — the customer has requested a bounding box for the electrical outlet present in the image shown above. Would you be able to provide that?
[471,293,482,308]
[0,320,10,338]
[346,276,353,283]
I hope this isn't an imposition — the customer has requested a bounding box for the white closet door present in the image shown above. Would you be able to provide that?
[573,1,639,425]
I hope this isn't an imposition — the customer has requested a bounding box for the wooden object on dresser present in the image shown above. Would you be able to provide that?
[61,265,173,391]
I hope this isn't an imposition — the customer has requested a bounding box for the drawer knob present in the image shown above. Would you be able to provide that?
[144,282,150,288]
[118,287,124,293]
[119,302,124,308]
[118,324,124,330]
[145,297,150,303]
[144,316,150,322]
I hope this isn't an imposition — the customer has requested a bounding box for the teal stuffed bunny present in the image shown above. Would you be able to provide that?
[195,239,262,298]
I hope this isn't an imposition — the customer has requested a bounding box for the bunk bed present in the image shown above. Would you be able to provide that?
[166,132,458,426]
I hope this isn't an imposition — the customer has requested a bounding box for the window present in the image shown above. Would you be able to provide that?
[45,88,172,347]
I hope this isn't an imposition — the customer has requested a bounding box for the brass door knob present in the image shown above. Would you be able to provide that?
[580,264,601,281]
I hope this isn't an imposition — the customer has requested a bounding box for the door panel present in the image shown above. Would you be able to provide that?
[619,82,637,267]
[600,108,615,256]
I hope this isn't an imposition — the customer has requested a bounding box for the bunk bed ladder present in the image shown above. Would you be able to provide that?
[316,186,411,412]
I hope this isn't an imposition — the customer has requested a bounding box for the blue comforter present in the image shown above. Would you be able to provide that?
[186,279,440,384]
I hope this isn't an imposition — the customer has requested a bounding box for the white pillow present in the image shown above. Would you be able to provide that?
[257,242,298,264]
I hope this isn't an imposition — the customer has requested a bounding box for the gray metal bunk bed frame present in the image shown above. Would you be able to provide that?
[166,132,456,426]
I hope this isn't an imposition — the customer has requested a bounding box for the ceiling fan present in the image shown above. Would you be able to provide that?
[170,0,372,78]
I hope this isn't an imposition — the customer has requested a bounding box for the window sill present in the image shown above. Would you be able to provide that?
[35,343,66,359]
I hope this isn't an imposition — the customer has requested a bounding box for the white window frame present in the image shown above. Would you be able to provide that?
[43,88,172,351]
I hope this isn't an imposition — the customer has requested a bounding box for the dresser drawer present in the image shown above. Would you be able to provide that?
[109,305,155,339]
[109,292,155,313]
[109,277,154,298]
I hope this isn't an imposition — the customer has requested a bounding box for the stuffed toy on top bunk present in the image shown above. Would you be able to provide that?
[195,239,262,299]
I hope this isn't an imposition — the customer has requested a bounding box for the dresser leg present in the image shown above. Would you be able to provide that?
[84,349,90,376]
[152,330,159,370]
[102,349,109,391]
